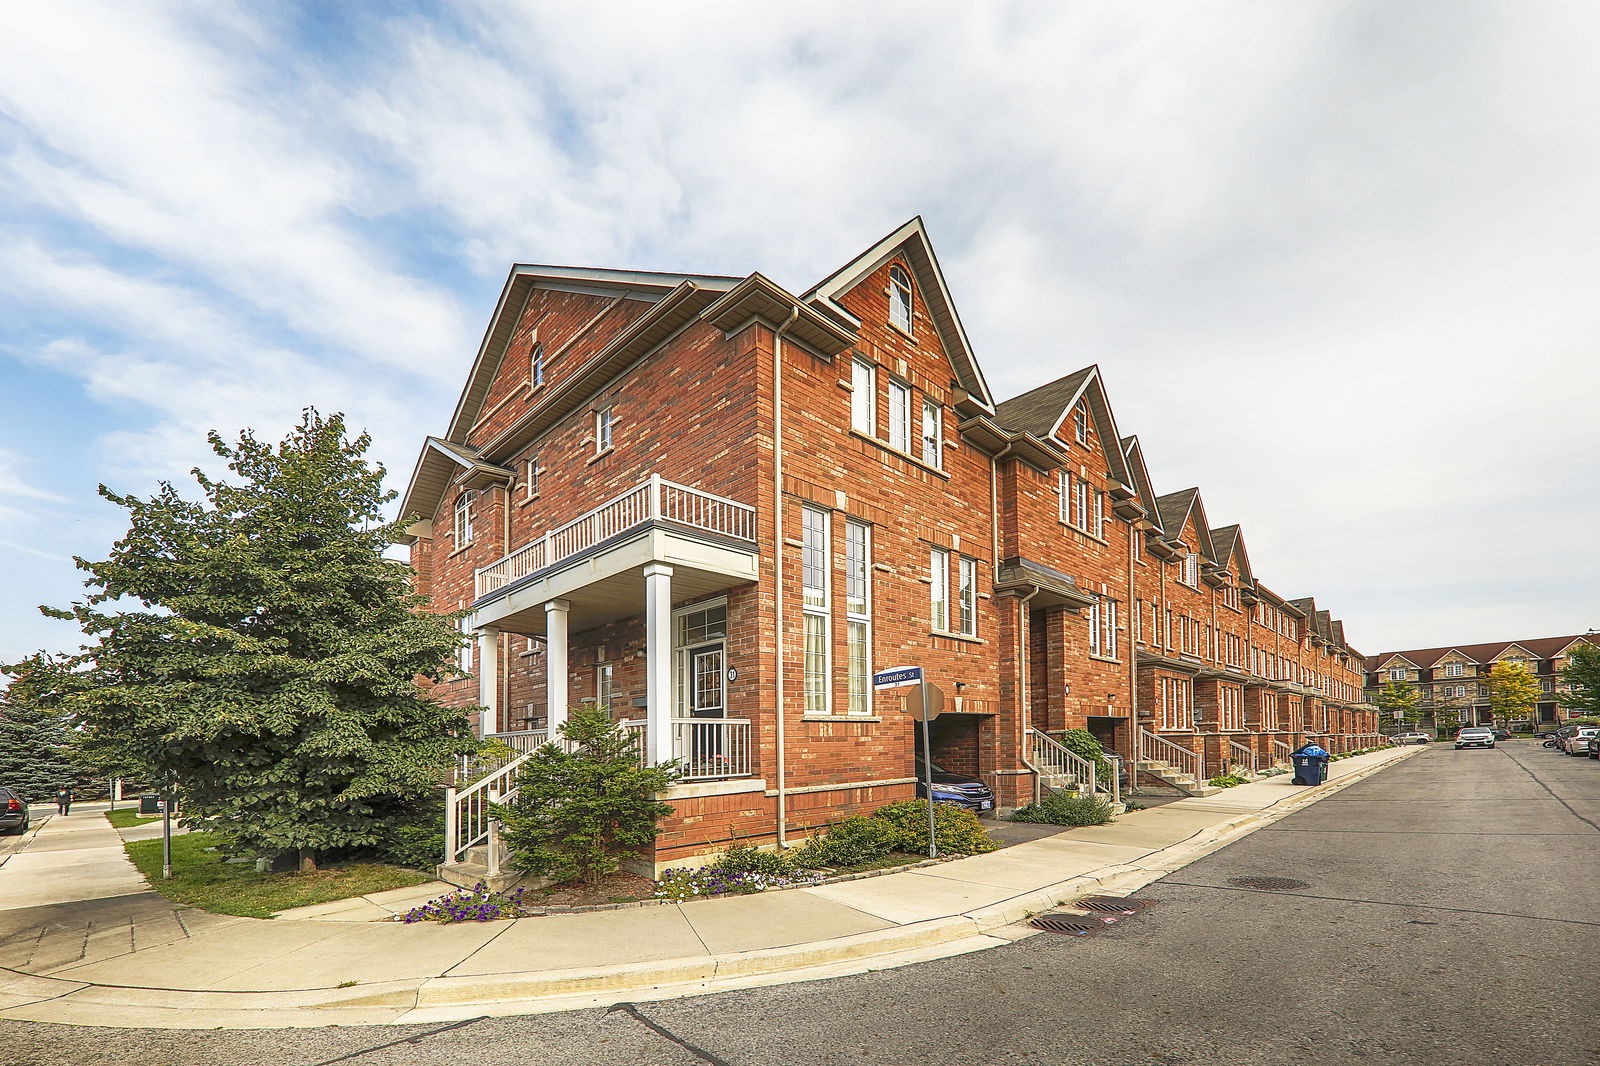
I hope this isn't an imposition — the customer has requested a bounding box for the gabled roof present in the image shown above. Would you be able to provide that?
[398,437,513,533]
[1155,488,1216,561]
[1120,437,1161,530]
[1361,633,1600,672]
[804,216,994,410]
[993,365,1138,490]
[1376,653,1420,670]
[445,265,743,446]
[1209,523,1255,585]
[994,368,1094,439]
[1491,643,1537,662]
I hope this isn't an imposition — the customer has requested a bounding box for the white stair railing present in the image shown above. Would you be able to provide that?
[1139,728,1203,784]
[1028,729,1118,806]
[1272,739,1293,768]
[445,750,534,873]
[1228,740,1259,775]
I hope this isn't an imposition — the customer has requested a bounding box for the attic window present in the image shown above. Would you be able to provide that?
[531,342,545,388]
[1073,404,1089,444]
[888,265,912,333]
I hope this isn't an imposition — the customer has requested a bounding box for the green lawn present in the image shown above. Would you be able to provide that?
[104,809,163,829]
[123,831,431,919]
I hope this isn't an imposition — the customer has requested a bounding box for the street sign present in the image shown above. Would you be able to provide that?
[904,681,944,722]
[873,666,923,690]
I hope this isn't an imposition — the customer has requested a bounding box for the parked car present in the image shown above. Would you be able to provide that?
[0,787,30,835]
[1389,732,1431,745]
[1489,728,1512,740]
[1560,725,1600,756]
[1454,727,1496,750]
[914,756,996,813]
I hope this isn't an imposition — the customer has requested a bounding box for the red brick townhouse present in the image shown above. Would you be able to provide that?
[400,219,1378,872]
[1366,633,1600,728]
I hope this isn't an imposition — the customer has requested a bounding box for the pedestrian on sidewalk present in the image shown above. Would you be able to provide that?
[55,787,73,816]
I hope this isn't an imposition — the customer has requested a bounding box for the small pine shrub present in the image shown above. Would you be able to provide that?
[790,816,898,868]
[1122,799,1147,812]
[1009,793,1114,827]
[871,799,999,856]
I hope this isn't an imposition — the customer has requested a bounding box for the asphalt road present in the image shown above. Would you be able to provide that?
[2,743,1596,1066]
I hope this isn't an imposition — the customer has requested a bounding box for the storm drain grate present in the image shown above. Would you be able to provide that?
[1228,876,1310,892]
[1076,895,1154,914]
[1030,913,1113,935]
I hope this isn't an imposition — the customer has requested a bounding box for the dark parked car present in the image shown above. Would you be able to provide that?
[0,788,30,835]
[1489,728,1512,740]
[914,757,996,813]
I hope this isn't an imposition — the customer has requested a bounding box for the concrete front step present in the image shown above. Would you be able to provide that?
[435,861,523,893]
[1135,760,1223,797]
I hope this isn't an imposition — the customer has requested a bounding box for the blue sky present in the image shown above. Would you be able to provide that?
[2,0,1598,666]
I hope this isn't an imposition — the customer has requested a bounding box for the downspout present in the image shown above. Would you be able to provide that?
[1128,522,1139,777]
[772,305,800,848]
[1016,586,1040,805]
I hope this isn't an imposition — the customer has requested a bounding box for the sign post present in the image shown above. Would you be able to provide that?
[875,667,944,858]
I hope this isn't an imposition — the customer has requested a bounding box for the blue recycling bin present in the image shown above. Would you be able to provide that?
[1291,754,1328,786]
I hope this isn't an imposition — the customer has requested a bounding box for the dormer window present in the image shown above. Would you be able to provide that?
[888,265,912,333]
[1444,663,1463,677]
[1388,667,1405,681]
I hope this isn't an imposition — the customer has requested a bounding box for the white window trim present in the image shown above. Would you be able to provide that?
[524,455,541,500]
[453,491,475,546]
[845,519,872,716]
[889,264,913,333]
[920,399,942,468]
[595,405,615,453]
[930,547,949,632]
[851,357,876,435]
[957,555,976,637]
[887,379,912,453]
[530,341,545,389]
[801,505,831,716]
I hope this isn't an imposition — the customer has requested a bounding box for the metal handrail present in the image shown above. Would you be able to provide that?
[1028,729,1098,797]
[1272,739,1293,768]
[1228,740,1258,775]
[1140,728,1203,784]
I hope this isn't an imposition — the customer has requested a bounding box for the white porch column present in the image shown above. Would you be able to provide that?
[644,562,674,764]
[476,626,500,738]
[545,599,570,735]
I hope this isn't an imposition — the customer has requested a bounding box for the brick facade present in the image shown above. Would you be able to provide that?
[402,220,1378,870]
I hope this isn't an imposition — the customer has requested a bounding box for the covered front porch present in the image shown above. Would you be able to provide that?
[466,474,761,782]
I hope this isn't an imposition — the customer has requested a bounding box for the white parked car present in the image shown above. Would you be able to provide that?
[1389,732,1431,745]
[1455,727,1496,750]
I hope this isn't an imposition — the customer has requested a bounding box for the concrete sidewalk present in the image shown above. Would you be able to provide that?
[0,746,1423,1029]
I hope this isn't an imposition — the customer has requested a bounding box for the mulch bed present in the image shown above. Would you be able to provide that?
[526,870,659,908]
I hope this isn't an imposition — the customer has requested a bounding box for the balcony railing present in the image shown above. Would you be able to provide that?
[476,475,756,598]
[483,717,751,781]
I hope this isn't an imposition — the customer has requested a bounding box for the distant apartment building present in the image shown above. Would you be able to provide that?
[1364,634,1600,727]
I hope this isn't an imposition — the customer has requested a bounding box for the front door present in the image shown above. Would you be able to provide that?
[686,645,726,774]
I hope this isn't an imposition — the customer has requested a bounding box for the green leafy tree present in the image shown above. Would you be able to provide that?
[1485,662,1541,725]
[1559,641,1600,718]
[493,706,677,884]
[1374,680,1423,729]
[0,654,90,803]
[1424,688,1471,733]
[5,410,476,869]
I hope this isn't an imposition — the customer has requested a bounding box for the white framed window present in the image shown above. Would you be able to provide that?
[1261,692,1280,731]
[920,399,942,466]
[453,490,475,546]
[1088,597,1118,659]
[888,380,912,453]
[1181,553,1200,587]
[888,264,912,332]
[845,519,871,715]
[929,548,949,632]
[801,505,830,715]
[530,342,545,388]
[1388,667,1406,681]
[1219,684,1243,730]
[851,357,876,434]
[957,555,976,637]
[595,662,613,713]
[1160,676,1192,731]
[595,405,615,452]
[524,455,541,499]
[1073,404,1089,444]
[458,618,474,672]
[1444,663,1463,677]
